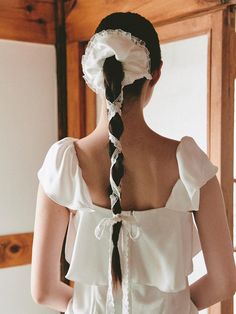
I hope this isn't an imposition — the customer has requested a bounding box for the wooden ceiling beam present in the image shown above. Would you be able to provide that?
[0,1,55,44]
[66,0,233,42]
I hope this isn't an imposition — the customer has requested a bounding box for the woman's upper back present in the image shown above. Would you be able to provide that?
[36,134,218,291]
[73,132,181,211]
[37,134,218,214]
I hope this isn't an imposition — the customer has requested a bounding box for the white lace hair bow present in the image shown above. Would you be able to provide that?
[81,28,152,95]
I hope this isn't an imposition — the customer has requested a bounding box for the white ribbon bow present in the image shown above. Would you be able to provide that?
[94,212,142,314]
[94,212,141,241]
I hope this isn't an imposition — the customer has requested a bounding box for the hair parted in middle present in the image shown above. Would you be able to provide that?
[94,11,162,290]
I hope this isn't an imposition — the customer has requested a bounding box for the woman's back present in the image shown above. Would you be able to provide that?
[35,134,218,314]
[73,132,180,212]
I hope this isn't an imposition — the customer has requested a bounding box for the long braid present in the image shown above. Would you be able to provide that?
[103,55,125,289]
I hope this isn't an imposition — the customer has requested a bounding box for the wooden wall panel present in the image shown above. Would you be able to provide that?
[208,18,236,309]
[55,0,68,139]
[66,0,236,42]
[66,41,97,138]
[0,0,76,44]
[66,41,86,138]
[0,1,55,44]
[157,13,211,43]
[0,233,33,268]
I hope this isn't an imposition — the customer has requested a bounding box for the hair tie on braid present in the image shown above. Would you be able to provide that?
[107,94,123,120]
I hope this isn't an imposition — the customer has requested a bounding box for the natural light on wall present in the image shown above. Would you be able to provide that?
[0,39,57,314]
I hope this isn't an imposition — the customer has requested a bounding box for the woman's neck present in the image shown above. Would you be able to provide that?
[92,96,154,146]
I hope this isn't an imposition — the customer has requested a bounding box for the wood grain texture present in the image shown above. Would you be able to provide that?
[66,0,228,42]
[203,8,235,314]
[55,0,68,139]
[0,1,55,43]
[157,12,211,43]
[66,41,86,138]
[0,232,33,268]
[0,0,77,44]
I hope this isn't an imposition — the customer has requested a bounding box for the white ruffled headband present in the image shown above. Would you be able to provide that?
[81,28,152,94]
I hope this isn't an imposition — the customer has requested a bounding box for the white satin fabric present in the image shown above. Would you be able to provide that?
[37,136,218,314]
[81,29,152,95]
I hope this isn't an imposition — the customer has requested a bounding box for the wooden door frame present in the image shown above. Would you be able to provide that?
[66,5,236,314]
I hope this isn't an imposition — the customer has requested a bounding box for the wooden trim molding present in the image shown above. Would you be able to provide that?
[0,233,33,268]
[0,1,234,45]
[208,9,235,312]
[66,41,87,138]
[0,0,76,44]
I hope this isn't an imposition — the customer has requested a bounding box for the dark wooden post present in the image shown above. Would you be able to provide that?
[55,0,68,140]
[54,3,70,313]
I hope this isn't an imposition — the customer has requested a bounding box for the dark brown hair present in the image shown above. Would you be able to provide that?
[95,12,162,289]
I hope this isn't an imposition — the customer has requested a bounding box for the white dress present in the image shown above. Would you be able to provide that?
[37,136,218,314]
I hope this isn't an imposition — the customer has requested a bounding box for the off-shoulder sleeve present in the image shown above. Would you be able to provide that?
[176,136,218,211]
[37,137,82,210]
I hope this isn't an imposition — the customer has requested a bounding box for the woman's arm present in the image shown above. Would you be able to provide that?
[31,183,73,312]
[190,175,236,310]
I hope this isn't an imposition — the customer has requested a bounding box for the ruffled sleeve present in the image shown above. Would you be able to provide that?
[37,137,88,210]
[176,136,218,211]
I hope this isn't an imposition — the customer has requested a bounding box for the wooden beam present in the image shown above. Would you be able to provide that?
[66,0,229,42]
[55,0,68,139]
[0,232,33,268]
[157,12,211,43]
[67,40,97,138]
[0,1,55,44]
[66,41,86,138]
[207,7,235,314]
[54,2,70,302]
[64,0,77,17]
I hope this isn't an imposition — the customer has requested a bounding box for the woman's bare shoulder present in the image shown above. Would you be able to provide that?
[151,133,181,156]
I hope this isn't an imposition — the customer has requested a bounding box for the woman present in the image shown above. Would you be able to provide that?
[31,12,235,314]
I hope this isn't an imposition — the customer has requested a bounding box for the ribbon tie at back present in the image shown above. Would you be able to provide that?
[94,212,142,241]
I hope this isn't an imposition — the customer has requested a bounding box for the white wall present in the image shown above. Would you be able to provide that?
[144,34,208,151]
[0,39,58,314]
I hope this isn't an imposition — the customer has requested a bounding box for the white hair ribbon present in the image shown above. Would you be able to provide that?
[81,28,152,94]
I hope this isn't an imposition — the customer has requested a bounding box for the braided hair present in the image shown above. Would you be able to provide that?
[95,12,162,290]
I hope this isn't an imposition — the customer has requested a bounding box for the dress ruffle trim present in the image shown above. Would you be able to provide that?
[64,208,198,293]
